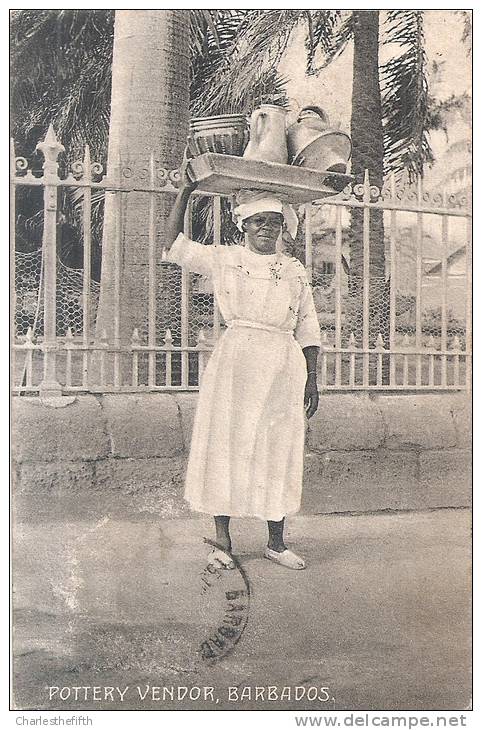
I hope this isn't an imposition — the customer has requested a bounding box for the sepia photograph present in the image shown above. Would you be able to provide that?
[10,7,472,716]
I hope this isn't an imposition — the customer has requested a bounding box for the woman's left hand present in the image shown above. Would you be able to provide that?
[304,374,319,419]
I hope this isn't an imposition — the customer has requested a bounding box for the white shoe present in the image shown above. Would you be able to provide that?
[263,547,306,570]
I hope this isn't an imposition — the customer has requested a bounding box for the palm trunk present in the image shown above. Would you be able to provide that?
[348,11,387,347]
[94,10,190,382]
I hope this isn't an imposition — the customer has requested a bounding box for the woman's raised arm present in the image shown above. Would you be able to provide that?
[164,166,198,253]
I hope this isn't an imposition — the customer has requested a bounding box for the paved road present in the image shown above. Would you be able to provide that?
[13,509,471,711]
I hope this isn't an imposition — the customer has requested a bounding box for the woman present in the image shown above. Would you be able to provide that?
[164,175,321,571]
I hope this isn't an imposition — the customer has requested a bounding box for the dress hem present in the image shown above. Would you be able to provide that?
[185,499,301,522]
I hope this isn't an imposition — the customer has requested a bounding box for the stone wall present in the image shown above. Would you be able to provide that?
[12,392,471,521]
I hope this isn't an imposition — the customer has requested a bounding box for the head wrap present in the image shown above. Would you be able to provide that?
[232,190,298,239]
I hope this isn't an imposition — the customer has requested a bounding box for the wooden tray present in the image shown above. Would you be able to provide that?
[186,153,352,204]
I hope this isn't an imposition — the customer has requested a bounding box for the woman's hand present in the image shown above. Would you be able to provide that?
[304,373,319,419]
[180,147,198,193]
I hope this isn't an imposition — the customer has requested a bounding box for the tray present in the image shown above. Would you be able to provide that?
[186,153,353,204]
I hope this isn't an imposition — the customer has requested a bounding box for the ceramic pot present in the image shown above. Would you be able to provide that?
[290,129,352,174]
[243,104,288,164]
[188,114,249,157]
[287,107,330,162]
[296,106,330,130]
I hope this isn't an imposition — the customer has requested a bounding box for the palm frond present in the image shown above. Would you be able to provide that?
[10,9,114,163]
[425,92,471,138]
[381,10,431,179]
[190,10,301,116]
[305,11,351,75]
[190,9,253,104]
[457,10,472,55]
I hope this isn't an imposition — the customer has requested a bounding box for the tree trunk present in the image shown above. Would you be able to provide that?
[94,10,190,382]
[348,11,387,353]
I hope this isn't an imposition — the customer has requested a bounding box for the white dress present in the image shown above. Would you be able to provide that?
[167,233,322,521]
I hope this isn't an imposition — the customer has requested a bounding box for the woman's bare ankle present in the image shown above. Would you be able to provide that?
[267,541,287,553]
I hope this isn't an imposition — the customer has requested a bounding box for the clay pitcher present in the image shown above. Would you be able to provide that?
[243,104,288,164]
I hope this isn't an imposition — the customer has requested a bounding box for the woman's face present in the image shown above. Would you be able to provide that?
[243,211,284,254]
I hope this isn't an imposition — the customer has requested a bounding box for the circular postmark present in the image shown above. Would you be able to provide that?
[198,539,250,666]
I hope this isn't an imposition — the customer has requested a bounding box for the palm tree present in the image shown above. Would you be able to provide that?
[348,11,386,345]
[93,10,191,353]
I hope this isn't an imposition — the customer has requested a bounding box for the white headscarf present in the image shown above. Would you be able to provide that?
[232,191,298,239]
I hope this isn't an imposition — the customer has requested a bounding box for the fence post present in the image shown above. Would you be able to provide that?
[181,200,192,387]
[415,176,423,385]
[362,170,371,386]
[465,213,472,389]
[82,145,93,389]
[148,152,157,387]
[440,190,449,386]
[334,205,342,385]
[10,140,17,345]
[37,125,63,397]
[388,171,398,384]
[213,196,222,338]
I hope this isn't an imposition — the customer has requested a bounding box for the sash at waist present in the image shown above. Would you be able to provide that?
[226,319,294,336]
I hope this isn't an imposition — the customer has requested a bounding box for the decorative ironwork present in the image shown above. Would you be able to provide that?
[11,127,472,394]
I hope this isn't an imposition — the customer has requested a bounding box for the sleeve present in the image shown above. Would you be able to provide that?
[294,274,322,349]
[165,232,215,277]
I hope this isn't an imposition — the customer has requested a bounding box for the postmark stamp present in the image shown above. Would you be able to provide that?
[198,539,251,665]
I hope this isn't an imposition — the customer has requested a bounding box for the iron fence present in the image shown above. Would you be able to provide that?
[11,127,471,395]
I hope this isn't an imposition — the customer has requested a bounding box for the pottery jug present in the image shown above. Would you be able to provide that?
[243,104,288,164]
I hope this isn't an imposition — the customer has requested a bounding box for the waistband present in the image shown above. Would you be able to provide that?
[226,319,294,336]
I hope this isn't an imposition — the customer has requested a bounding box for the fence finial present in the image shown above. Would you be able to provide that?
[375,333,385,350]
[83,144,92,178]
[36,124,65,162]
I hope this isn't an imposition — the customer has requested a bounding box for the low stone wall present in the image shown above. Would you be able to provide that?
[12,391,471,521]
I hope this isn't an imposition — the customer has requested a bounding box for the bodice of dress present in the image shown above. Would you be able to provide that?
[166,234,322,349]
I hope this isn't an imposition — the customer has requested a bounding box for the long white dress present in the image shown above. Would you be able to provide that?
[167,233,322,521]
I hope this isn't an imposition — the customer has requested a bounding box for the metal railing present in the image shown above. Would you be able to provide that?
[11,127,471,395]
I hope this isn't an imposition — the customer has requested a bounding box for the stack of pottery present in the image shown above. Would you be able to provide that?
[241,104,351,185]
[187,105,352,193]
[188,114,249,157]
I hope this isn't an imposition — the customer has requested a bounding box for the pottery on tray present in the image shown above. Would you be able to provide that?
[188,114,249,157]
[243,104,288,164]
[290,129,352,175]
